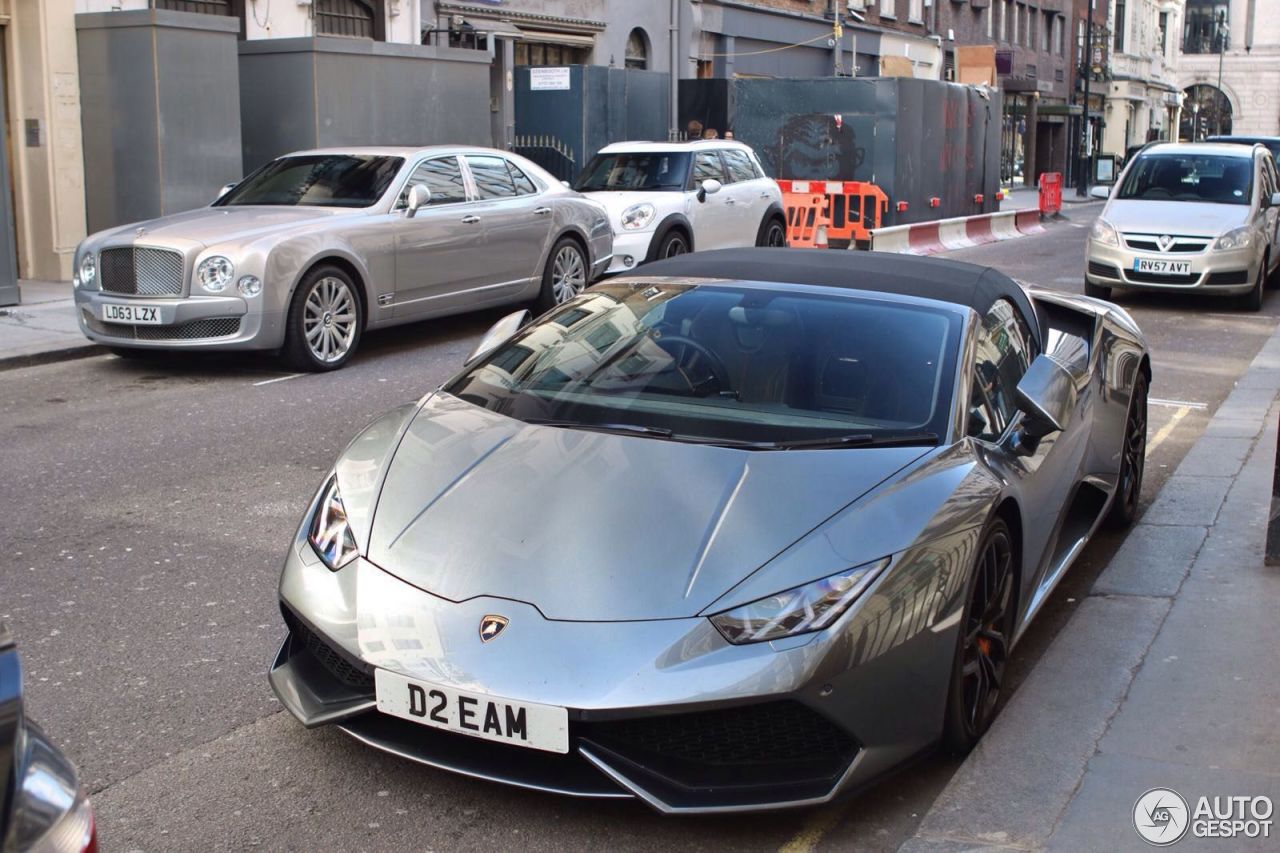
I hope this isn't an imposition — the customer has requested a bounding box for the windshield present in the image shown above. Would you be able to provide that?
[216,155,404,208]
[446,281,962,447]
[573,153,692,192]
[1117,153,1253,205]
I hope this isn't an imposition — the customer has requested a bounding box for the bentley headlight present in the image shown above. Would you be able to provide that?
[77,253,97,290]
[621,203,656,231]
[1089,219,1119,247]
[1214,226,1253,251]
[308,476,359,571]
[196,256,235,293]
[709,558,889,645]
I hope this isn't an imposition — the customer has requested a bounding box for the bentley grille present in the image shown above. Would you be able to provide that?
[83,312,241,341]
[99,247,186,296]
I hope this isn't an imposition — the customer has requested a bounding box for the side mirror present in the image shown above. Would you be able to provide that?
[1015,354,1076,439]
[1270,191,1280,208]
[697,178,722,203]
[561,180,572,189]
[216,182,237,200]
[1089,185,1111,200]
[405,184,432,218]
[465,310,531,366]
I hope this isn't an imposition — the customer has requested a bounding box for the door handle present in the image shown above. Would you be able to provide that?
[461,215,481,224]
[724,198,736,205]
[533,207,552,216]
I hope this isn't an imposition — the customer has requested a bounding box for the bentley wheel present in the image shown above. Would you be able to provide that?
[283,265,363,372]
[536,238,587,313]
[1105,372,1148,528]
[944,517,1015,754]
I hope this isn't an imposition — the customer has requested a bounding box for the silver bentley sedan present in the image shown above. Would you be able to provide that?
[269,249,1150,812]
[72,147,613,370]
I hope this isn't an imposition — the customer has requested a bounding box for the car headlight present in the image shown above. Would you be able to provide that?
[709,558,889,645]
[620,203,656,231]
[1089,219,1119,247]
[76,253,97,290]
[196,256,235,293]
[1214,226,1253,251]
[308,476,359,571]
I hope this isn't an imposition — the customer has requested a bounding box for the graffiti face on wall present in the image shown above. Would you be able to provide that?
[773,113,868,181]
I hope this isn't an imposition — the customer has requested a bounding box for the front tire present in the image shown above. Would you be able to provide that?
[943,517,1016,755]
[1105,371,1148,528]
[535,238,588,313]
[655,229,690,259]
[1238,262,1265,312]
[282,265,363,372]
[757,217,787,248]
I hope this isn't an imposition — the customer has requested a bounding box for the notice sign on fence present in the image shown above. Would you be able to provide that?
[529,67,571,91]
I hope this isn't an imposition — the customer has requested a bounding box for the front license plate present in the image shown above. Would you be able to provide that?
[1134,258,1191,275]
[374,669,569,754]
[101,303,162,324]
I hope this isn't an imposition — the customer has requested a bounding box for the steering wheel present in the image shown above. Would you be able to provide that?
[653,334,733,397]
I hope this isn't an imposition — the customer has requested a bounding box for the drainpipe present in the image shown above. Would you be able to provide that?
[670,0,680,136]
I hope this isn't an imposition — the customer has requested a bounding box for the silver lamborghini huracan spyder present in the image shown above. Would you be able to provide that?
[269,249,1149,813]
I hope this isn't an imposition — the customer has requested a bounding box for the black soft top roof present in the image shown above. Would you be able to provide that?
[640,248,1041,349]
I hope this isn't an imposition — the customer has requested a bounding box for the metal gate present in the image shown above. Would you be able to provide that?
[153,0,237,14]
[314,0,384,40]
[514,135,576,183]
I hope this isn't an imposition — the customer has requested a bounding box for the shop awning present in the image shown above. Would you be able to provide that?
[516,29,596,47]
[470,19,523,38]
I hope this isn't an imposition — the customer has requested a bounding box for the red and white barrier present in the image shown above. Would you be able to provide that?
[867,209,1047,255]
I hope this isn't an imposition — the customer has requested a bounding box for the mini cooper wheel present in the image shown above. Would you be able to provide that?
[536,238,588,313]
[655,229,690,259]
[944,517,1015,754]
[283,265,363,372]
[757,217,787,248]
[1105,371,1148,528]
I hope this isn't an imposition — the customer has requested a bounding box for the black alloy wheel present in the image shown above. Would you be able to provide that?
[657,230,689,259]
[944,518,1015,754]
[758,218,787,247]
[1105,372,1148,528]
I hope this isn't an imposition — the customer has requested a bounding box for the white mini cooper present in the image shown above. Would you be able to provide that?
[573,140,786,274]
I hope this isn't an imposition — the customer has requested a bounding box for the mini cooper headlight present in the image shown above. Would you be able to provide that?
[709,558,889,645]
[620,203,656,231]
[77,253,97,289]
[1214,226,1253,251]
[1089,219,1120,247]
[308,476,359,571]
[196,256,235,293]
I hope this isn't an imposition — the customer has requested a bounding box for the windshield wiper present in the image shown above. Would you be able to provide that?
[523,419,675,439]
[755,432,941,451]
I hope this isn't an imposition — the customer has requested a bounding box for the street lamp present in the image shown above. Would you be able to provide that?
[1215,14,1229,135]
[1191,102,1201,142]
[1076,0,1094,197]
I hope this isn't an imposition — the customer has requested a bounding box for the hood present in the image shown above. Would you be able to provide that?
[579,191,686,225]
[1103,199,1248,237]
[364,394,930,621]
[95,206,351,249]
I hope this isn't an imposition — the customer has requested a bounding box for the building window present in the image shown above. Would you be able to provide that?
[987,3,993,38]
[315,0,384,40]
[909,0,924,22]
[1158,11,1168,55]
[1113,0,1126,52]
[1012,2,1019,44]
[1183,1,1229,54]
[625,28,649,70]
[1000,0,1008,42]
[155,0,236,13]
[515,42,589,66]
[1055,15,1064,55]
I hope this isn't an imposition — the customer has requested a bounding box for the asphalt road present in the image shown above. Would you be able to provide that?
[2,209,1277,852]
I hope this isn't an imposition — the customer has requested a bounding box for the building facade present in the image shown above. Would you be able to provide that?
[1095,0,1183,160]
[1177,0,1280,139]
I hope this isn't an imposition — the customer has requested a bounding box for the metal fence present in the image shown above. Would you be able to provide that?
[153,0,236,13]
[514,135,577,184]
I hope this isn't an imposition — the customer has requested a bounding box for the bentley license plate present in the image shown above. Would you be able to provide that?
[101,304,162,324]
[1133,258,1191,275]
[374,669,569,753]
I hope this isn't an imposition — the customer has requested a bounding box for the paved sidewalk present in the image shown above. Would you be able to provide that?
[0,279,100,368]
[1000,185,1105,211]
[902,326,1280,851]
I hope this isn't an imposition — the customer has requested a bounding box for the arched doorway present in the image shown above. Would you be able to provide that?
[625,28,650,70]
[1180,84,1232,140]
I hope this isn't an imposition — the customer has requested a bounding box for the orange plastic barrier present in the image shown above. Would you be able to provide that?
[777,180,888,249]
[779,185,830,249]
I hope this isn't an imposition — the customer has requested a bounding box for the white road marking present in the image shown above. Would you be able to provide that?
[1205,313,1277,322]
[1149,397,1207,410]
[1146,406,1190,457]
[252,373,304,387]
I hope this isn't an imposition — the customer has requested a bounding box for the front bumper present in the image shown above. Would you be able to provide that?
[73,288,282,351]
[604,230,657,275]
[269,543,951,813]
[1085,239,1259,295]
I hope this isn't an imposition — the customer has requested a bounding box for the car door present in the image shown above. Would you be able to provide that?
[964,300,1088,622]
[391,155,485,317]
[721,148,771,244]
[688,150,736,250]
[1260,155,1280,271]
[462,154,556,295]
